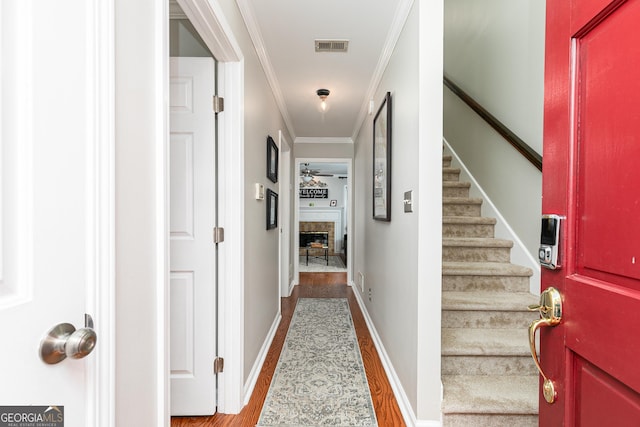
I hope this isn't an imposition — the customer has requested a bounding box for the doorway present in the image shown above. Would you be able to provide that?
[295,158,352,284]
[169,11,219,416]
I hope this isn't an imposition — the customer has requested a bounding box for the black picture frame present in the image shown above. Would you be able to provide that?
[266,188,278,230]
[373,92,392,221]
[266,135,278,183]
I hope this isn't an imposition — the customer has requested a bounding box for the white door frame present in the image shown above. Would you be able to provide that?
[173,0,245,415]
[294,158,353,285]
[278,131,292,299]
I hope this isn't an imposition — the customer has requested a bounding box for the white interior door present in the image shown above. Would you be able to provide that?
[0,1,111,426]
[169,57,218,416]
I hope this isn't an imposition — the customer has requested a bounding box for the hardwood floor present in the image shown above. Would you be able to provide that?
[171,273,405,427]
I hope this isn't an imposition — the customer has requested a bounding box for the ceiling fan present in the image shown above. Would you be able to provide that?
[300,163,334,182]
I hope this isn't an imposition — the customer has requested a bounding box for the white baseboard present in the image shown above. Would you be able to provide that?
[288,279,295,296]
[350,281,427,427]
[243,312,281,405]
[442,138,541,295]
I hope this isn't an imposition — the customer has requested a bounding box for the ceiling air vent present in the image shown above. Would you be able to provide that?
[315,39,349,53]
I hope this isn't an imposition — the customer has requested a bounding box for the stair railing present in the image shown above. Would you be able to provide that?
[443,75,543,172]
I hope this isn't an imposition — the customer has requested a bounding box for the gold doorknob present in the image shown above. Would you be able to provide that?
[528,287,562,404]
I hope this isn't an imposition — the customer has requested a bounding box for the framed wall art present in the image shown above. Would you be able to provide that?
[373,92,392,221]
[267,135,278,183]
[266,188,278,230]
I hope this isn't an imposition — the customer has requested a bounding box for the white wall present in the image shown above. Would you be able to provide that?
[215,0,293,385]
[444,0,545,263]
[353,1,443,422]
[298,176,346,208]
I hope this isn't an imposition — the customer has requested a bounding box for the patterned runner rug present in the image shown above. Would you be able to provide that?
[257,298,378,426]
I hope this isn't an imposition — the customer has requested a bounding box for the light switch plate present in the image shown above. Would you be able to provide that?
[403,190,413,213]
[255,183,264,200]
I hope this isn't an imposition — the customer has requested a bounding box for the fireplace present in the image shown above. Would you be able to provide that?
[299,221,335,255]
[299,231,328,247]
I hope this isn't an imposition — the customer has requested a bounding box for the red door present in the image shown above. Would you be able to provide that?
[541,0,640,424]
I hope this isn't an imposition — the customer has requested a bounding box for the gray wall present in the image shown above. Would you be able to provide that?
[216,0,293,384]
[170,19,211,57]
[353,2,443,421]
[444,0,545,263]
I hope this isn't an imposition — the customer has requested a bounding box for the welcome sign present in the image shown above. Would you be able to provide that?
[299,188,328,199]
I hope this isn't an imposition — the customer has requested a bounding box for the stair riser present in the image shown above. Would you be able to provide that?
[443,224,494,238]
[443,275,531,292]
[443,414,538,427]
[442,310,537,329]
[443,187,470,198]
[443,158,452,168]
[442,355,537,376]
[443,246,511,263]
[443,203,481,217]
[443,171,461,181]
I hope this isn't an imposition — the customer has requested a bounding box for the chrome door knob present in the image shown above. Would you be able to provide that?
[40,315,97,365]
[65,327,97,359]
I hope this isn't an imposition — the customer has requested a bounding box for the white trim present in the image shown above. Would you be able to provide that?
[278,131,291,302]
[216,60,245,414]
[243,313,281,405]
[87,0,116,425]
[442,138,541,295]
[350,282,419,427]
[235,0,296,140]
[294,158,353,284]
[157,0,171,425]
[294,137,353,145]
[351,0,414,141]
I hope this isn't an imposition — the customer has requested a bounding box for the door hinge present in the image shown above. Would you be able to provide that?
[213,227,224,244]
[213,95,224,113]
[214,357,224,374]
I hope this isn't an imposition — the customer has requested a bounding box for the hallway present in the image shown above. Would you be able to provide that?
[171,274,404,426]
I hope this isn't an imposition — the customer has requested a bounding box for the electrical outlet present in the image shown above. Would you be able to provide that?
[368,287,372,302]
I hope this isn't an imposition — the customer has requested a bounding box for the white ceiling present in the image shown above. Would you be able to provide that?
[237,0,409,143]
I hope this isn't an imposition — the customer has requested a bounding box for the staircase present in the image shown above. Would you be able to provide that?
[441,154,539,426]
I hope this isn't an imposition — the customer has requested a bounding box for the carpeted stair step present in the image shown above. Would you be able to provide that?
[443,216,495,238]
[443,238,513,263]
[442,291,538,328]
[442,326,537,376]
[443,155,452,168]
[443,413,538,427]
[443,181,471,198]
[443,167,461,181]
[442,354,537,376]
[442,375,538,424]
[442,262,533,292]
[442,328,531,357]
[443,197,482,217]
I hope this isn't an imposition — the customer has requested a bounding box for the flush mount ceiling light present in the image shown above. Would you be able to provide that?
[316,88,330,113]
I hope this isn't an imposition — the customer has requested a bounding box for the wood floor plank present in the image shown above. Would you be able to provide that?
[171,276,405,427]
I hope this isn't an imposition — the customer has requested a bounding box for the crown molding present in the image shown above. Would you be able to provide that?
[294,137,353,144]
[235,0,297,140]
[351,0,415,141]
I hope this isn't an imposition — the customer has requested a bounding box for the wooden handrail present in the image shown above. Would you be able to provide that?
[443,75,543,171]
